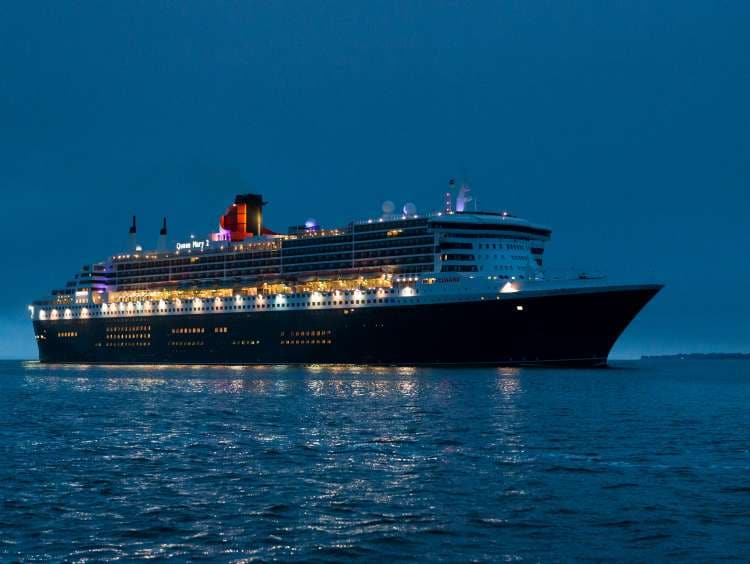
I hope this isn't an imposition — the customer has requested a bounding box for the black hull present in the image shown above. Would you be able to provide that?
[33,285,661,367]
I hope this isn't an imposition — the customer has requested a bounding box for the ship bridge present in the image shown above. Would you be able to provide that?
[426,211,551,278]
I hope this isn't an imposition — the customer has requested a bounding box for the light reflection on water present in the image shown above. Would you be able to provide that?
[22,362,430,398]
[5,360,750,561]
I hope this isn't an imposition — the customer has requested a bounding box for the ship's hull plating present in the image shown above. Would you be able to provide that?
[33,285,661,366]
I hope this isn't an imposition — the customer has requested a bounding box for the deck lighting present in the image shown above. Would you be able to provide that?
[500,282,518,294]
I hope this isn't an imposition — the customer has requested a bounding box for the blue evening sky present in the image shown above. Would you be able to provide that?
[1,1,748,359]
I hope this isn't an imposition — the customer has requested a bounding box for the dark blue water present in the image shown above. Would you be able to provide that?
[2,360,750,561]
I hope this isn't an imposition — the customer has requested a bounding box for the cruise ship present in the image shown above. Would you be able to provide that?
[30,186,662,366]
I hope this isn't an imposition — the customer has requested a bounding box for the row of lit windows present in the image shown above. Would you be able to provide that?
[441,253,474,261]
[284,235,433,256]
[281,330,332,337]
[106,325,150,332]
[105,341,150,348]
[232,340,260,345]
[117,247,279,265]
[103,288,397,307]
[122,262,277,274]
[448,233,541,241]
[285,258,432,273]
[477,242,527,250]
[281,298,397,308]
[271,288,396,299]
[476,270,513,278]
[40,290,430,320]
[281,339,333,345]
[93,299,406,315]
[57,331,78,338]
[40,297,430,322]
[172,327,205,334]
[116,267,281,284]
[477,264,522,274]
[112,262,430,289]
[214,327,228,333]
[284,245,435,265]
[116,252,279,272]
[106,333,150,340]
[168,341,204,347]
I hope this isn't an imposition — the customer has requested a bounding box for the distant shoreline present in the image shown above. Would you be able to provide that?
[642,353,750,360]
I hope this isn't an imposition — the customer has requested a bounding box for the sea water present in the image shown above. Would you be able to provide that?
[1,359,749,561]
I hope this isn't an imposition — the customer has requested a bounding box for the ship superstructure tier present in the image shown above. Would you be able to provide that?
[30,190,661,366]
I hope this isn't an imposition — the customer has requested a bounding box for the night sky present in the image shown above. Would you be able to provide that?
[1,2,748,359]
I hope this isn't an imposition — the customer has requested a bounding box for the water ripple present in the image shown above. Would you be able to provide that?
[1,359,750,560]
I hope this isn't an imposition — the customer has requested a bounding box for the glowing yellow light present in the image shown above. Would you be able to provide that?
[516,305,524,311]
[500,282,518,294]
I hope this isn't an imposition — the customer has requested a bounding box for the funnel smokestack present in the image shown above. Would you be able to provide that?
[219,194,266,241]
